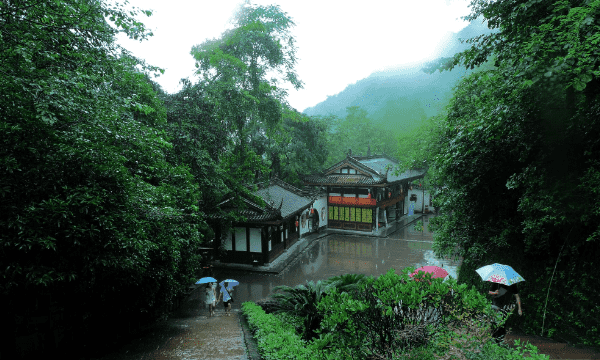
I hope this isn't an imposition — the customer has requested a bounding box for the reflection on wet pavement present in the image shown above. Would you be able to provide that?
[215,233,457,310]
[95,216,461,360]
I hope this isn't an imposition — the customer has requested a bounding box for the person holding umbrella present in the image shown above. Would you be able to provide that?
[476,263,524,344]
[195,277,218,317]
[205,282,217,317]
[219,279,239,317]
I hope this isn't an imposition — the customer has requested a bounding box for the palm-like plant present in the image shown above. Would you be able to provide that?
[324,273,367,293]
[271,280,333,341]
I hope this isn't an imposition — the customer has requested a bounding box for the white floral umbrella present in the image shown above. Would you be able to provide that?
[476,263,525,286]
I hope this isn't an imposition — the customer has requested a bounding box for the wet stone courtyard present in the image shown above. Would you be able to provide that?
[92,216,462,360]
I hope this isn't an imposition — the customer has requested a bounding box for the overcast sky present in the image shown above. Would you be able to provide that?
[117,0,472,112]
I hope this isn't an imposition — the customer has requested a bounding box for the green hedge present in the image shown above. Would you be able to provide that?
[242,302,317,360]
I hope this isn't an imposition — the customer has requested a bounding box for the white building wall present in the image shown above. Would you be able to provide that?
[235,227,247,251]
[249,228,261,253]
[312,196,328,229]
[404,189,431,214]
[299,209,310,237]
[297,196,326,238]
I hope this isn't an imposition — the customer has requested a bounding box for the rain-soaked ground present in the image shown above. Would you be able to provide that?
[91,215,462,360]
[211,217,458,308]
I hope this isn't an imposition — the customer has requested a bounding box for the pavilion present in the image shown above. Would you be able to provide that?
[301,153,426,233]
[209,178,315,265]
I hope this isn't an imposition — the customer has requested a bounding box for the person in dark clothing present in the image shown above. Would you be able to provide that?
[488,283,523,343]
[312,208,319,232]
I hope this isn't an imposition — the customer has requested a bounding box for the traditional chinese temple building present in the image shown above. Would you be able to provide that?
[301,153,426,233]
[210,178,315,265]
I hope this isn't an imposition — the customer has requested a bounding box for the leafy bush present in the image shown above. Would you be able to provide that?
[414,220,424,232]
[270,280,334,340]
[245,269,552,360]
[313,268,506,359]
[241,302,316,360]
[323,273,367,293]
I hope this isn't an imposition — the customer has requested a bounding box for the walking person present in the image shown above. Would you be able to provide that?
[488,282,523,343]
[205,282,217,317]
[475,263,525,344]
[220,282,234,316]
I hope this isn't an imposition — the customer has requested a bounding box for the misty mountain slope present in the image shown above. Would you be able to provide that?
[303,19,494,135]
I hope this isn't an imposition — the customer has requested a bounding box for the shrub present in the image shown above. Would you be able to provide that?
[242,301,316,360]
[323,273,367,293]
[270,280,333,341]
[314,268,505,359]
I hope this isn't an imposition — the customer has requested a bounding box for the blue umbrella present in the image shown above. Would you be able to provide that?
[195,277,217,285]
[475,263,525,286]
[219,279,239,290]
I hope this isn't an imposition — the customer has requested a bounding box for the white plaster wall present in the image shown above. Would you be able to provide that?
[235,227,247,251]
[249,228,261,253]
[299,209,310,237]
[251,284,263,301]
[312,196,328,228]
[404,189,431,214]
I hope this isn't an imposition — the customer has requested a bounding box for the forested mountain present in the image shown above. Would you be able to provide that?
[303,19,493,136]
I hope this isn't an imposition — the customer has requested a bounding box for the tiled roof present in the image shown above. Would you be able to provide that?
[302,174,384,185]
[238,208,280,222]
[254,180,314,219]
[212,196,281,223]
[323,156,382,178]
[299,186,327,200]
[211,178,314,223]
[301,153,426,186]
[387,168,427,183]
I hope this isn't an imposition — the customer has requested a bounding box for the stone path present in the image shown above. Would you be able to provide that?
[93,289,249,360]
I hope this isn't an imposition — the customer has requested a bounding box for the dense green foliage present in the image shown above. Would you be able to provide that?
[242,302,317,360]
[190,2,302,184]
[251,108,330,186]
[425,0,600,347]
[323,106,397,166]
[247,270,549,360]
[270,280,334,341]
[0,1,212,355]
[0,0,329,357]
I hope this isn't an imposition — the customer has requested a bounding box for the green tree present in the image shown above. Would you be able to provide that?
[395,114,444,172]
[263,108,330,186]
[190,2,302,184]
[325,106,397,165]
[0,0,208,355]
[427,0,600,347]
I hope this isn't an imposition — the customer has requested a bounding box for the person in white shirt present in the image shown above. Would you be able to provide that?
[204,282,217,317]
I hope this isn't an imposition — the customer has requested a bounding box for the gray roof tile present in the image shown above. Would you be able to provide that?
[302,154,426,186]
[254,184,314,219]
